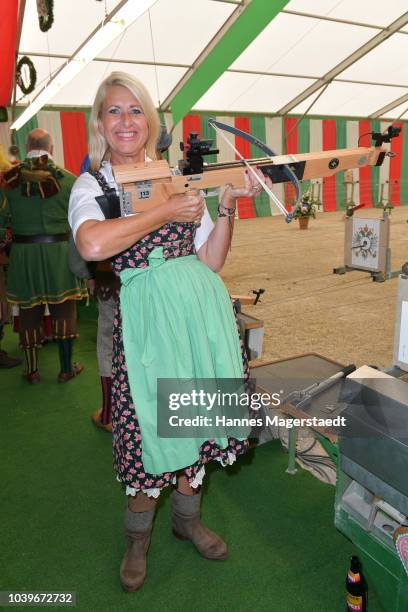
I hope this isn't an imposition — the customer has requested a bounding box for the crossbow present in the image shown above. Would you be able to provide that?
[112,120,399,223]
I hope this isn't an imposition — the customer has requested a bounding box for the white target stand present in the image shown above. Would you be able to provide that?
[392,264,408,373]
[333,211,397,282]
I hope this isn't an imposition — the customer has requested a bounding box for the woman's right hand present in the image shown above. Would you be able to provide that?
[166,191,205,224]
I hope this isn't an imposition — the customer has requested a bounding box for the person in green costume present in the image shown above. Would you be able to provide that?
[69,72,270,592]
[0,241,22,368]
[0,128,88,383]
[0,145,22,369]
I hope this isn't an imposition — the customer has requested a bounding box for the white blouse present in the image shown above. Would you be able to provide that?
[68,161,214,252]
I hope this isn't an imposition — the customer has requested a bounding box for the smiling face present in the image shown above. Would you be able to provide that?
[98,84,149,165]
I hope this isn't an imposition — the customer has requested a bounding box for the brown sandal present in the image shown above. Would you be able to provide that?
[91,409,112,432]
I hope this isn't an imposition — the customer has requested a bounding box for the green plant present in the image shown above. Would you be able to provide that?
[291,191,317,219]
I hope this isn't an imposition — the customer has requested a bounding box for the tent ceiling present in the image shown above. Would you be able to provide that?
[285,0,408,26]
[229,14,378,75]
[15,0,408,121]
[291,81,408,118]
[376,96,408,120]
[193,73,314,113]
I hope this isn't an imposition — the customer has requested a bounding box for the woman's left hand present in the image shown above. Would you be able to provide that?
[221,167,272,208]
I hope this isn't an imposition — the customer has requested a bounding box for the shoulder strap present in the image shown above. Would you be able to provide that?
[90,170,121,219]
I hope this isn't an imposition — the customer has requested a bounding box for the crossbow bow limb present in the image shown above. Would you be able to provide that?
[112,120,396,222]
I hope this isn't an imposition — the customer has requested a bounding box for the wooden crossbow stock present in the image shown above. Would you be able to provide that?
[112,119,395,223]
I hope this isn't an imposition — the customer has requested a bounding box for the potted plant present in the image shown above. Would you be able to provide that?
[292,190,317,229]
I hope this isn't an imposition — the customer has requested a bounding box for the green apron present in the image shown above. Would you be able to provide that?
[120,247,246,475]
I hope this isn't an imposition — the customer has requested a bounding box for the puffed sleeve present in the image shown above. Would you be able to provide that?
[68,172,105,240]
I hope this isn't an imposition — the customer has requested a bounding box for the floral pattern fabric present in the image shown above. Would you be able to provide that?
[111,221,250,493]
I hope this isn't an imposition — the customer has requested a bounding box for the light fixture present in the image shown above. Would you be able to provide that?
[11,0,158,131]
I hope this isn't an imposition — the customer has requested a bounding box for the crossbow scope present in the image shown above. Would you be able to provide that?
[179,132,219,175]
[372,125,401,147]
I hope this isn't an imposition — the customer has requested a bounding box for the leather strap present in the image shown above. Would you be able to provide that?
[91,170,121,219]
[13,233,69,244]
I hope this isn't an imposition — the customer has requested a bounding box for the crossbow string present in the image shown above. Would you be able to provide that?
[208,118,302,222]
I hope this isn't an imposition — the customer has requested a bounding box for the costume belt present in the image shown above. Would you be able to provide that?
[13,233,69,244]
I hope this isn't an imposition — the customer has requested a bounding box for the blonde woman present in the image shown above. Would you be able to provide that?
[69,72,268,592]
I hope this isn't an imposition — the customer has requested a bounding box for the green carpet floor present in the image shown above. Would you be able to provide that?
[1,304,383,612]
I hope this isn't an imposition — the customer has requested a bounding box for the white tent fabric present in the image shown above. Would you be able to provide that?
[17,0,234,108]
[15,0,408,120]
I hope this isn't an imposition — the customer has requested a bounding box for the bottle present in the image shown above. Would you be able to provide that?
[346,555,367,611]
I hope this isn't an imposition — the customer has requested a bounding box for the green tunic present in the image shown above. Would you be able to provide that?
[0,158,87,307]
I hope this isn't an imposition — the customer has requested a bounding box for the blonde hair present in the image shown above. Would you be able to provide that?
[88,71,160,172]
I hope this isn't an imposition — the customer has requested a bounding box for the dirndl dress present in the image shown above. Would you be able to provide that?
[111,221,250,495]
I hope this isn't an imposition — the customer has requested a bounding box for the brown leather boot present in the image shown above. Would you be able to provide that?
[171,489,228,560]
[120,498,156,592]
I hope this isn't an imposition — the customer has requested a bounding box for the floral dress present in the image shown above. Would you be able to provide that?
[111,221,250,496]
